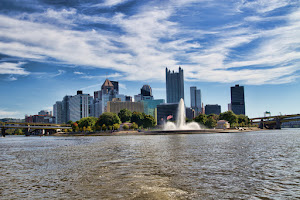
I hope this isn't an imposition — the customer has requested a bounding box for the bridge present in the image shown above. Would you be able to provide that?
[0,122,71,137]
[250,114,300,129]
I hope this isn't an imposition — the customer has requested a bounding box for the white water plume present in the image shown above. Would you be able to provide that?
[164,98,201,130]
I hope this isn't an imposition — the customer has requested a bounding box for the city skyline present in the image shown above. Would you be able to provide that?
[0,0,300,119]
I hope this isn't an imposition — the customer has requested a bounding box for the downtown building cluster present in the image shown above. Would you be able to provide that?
[51,67,245,125]
[52,79,165,124]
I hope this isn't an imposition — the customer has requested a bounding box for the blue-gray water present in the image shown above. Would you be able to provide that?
[1,129,300,199]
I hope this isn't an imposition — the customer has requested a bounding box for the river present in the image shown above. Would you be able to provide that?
[0,129,299,199]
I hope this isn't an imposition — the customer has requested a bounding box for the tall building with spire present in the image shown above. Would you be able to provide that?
[166,67,184,103]
[91,79,123,117]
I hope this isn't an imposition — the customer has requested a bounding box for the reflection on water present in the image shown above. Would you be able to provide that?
[1,129,300,199]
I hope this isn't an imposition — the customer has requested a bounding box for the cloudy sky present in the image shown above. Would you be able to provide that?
[0,0,299,118]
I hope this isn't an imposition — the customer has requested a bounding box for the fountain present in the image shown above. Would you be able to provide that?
[164,98,201,130]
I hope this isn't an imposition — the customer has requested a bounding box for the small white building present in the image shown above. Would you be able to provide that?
[217,120,230,129]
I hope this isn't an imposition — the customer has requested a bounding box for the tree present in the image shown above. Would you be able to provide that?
[102,124,107,131]
[131,112,144,127]
[95,125,101,131]
[237,114,249,125]
[194,114,207,125]
[97,112,121,127]
[83,126,87,132]
[72,122,79,132]
[123,124,129,130]
[186,118,193,123]
[130,122,138,130]
[219,111,238,124]
[208,114,219,121]
[142,113,156,128]
[118,109,132,123]
[113,123,120,130]
[86,126,92,132]
[67,120,73,125]
[78,117,98,129]
[14,129,23,135]
[205,116,217,128]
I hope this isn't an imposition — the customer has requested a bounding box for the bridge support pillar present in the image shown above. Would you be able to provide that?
[1,128,5,137]
[275,118,281,129]
[259,119,264,129]
[25,128,30,136]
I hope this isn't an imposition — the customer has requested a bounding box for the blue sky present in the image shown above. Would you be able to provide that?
[0,0,299,119]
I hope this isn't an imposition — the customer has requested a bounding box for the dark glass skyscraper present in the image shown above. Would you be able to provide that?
[190,86,201,114]
[231,84,245,115]
[166,67,184,103]
[141,85,152,97]
[205,104,221,115]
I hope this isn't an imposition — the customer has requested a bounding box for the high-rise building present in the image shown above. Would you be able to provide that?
[111,81,119,94]
[91,79,121,116]
[190,86,201,115]
[135,85,154,102]
[53,101,62,124]
[205,104,221,115]
[125,96,132,102]
[69,91,93,122]
[62,95,71,123]
[142,99,165,122]
[38,110,51,116]
[166,67,184,103]
[141,85,153,98]
[231,84,245,115]
[134,94,142,102]
[107,101,144,114]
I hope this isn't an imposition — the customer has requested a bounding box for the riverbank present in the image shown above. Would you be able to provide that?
[52,127,261,136]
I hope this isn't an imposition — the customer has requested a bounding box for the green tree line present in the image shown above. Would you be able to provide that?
[69,109,156,133]
[194,111,250,128]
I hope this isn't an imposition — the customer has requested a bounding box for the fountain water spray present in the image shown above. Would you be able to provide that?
[164,98,201,130]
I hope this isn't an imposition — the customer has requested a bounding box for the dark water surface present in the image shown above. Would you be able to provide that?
[1,129,300,199]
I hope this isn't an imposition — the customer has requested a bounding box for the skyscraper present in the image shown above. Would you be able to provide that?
[190,86,201,114]
[53,101,62,124]
[69,91,93,122]
[166,67,184,103]
[139,84,154,100]
[205,104,221,115]
[231,84,245,115]
[141,85,152,97]
[111,81,119,94]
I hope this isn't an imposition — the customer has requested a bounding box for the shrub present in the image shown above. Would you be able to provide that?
[123,124,129,130]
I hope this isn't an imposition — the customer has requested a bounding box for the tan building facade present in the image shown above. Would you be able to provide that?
[107,101,144,114]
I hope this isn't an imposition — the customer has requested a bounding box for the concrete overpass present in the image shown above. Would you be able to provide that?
[0,122,71,137]
[250,114,300,129]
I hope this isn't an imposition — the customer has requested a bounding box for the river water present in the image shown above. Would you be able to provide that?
[0,129,299,199]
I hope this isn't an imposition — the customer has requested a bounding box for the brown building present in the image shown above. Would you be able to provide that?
[107,101,144,114]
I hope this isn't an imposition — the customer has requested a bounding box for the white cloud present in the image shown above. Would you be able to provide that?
[0,110,20,118]
[80,83,102,91]
[0,1,299,85]
[74,71,84,75]
[0,62,30,75]
[82,73,123,79]
[94,0,132,7]
[52,70,65,77]
[119,83,127,90]
[237,0,291,13]
[8,76,17,81]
